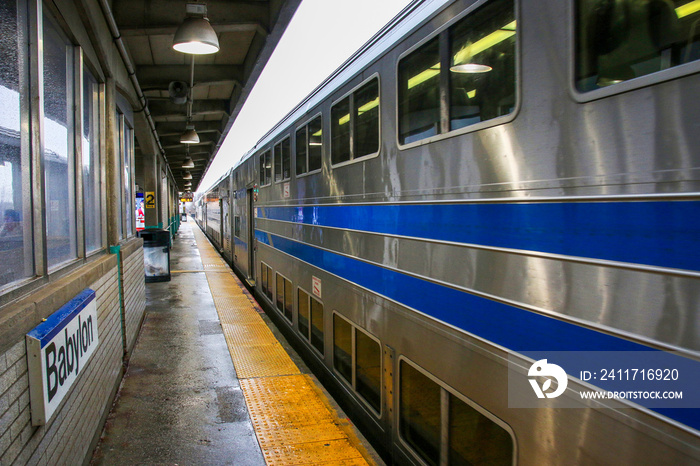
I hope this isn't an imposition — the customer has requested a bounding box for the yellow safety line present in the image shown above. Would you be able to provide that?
[191,227,371,466]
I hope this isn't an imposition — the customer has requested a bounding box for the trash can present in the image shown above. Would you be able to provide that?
[138,229,171,282]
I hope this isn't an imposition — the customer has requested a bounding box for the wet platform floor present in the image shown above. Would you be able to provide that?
[90,221,380,465]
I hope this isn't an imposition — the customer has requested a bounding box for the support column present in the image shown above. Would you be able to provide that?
[141,151,159,229]
[105,77,120,246]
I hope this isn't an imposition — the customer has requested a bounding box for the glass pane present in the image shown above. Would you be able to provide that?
[282,138,291,180]
[44,12,77,267]
[123,126,133,237]
[259,153,265,184]
[274,144,282,182]
[0,0,32,287]
[266,266,273,300]
[116,114,123,239]
[296,126,307,175]
[400,361,440,466]
[310,296,324,354]
[298,288,309,339]
[356,330,381,412]
[83,68,102,253]
[449,393,512,466]
[308,116,322,172]
[284,277,293,321]
[261,264,266,294]
[276,273,284,312]
[264,150,271,185]
[450,0,516,130]
[331,96,351,165]
[399,37,440,145]
[333,315,352,384]
[576,0,700,92]
[354,79,379,158]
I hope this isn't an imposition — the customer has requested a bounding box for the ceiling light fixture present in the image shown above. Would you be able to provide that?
[180,124,200,144]
[173,3,219,55]
[183,171,193,180]
[182,156,195,168]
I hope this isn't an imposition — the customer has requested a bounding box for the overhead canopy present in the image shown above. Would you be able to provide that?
[112,0,301,191]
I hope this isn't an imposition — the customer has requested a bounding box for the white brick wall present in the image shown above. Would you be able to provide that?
[0,244,146,465]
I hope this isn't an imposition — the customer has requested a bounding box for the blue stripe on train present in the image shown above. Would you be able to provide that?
[258,201,700,271]
[255,230,700,430]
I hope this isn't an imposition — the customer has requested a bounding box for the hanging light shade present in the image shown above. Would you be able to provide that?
[183,171,193,180]
[180,125,200,144]
[182,156,195,169]
[184,182,192,187]
[173,16,219,54]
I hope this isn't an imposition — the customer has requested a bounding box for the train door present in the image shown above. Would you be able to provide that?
[247,187,256,284]
[222,196,231,262]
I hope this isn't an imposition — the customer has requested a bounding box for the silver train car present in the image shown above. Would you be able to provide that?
[197,0,700,463]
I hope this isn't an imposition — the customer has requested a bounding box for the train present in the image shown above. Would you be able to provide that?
[196,0,700,464]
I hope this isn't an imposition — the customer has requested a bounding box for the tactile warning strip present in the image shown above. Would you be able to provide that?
[191,226,371,466]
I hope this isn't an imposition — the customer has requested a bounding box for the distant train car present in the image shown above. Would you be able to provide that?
[198,0,700,464]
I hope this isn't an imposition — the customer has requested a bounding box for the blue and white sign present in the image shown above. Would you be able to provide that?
[26,289,98,426]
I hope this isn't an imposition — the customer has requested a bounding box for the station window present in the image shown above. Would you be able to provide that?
[333,313,382,413]
[83,67,103,253]
[398,0,516,145]
[259,149,271,187]
[274,138,291,182]
[43,10,78,268]
[0,0,33,288]
[295,115,323,176]
[399,360,514,466]
[575,0,700,92]
[275,272,293,322]
[331,77,380,166]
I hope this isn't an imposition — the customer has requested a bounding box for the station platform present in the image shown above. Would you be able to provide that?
[90,221,381,465]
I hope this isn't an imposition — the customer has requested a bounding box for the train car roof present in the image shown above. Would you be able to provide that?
[233,0,451,169]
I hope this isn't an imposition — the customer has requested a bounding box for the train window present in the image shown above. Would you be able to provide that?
[398,0,516,145]
[310,295,324,354]
[400,361,441,465]
[449,1,516,130]
[44,11,78,267]
[331,96,351,165]
[261,263,268,295]
[298,288,310,339]
[332,313,382,414]
[266,266,273,301]
[331,77,380,166]
[399,359,515,465]
[259,150,272,186]
[295,126,307,175]
[274,138,291,182]
[83,67,103,253]
[353,79,380,158]
[284,276,293,321]
[234,216,241,237]
[449,393,512,465]
[356,330,381,413]
[576,0,700,92]
[399,36,441,144]
[276,273,284,313]
[295,115,323,176]
[333,314,353,383]
[0,0,33,288]
[308,116,323,172]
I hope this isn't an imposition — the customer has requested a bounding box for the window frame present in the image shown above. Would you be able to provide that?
[297,286,325,357]
[395,0,520,150]
[569,0,700,103]
[273,136,291,184]
[397,356,517,466]
[258,148,272,187]
[274,271,293,322]
[330,74,382,169]
[294,112,324,178]
[331,311,382,417]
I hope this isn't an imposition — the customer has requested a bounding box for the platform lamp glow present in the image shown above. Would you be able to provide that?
[173,3,219,55]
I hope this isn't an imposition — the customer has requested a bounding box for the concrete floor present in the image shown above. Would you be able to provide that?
[91,222,265,465]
